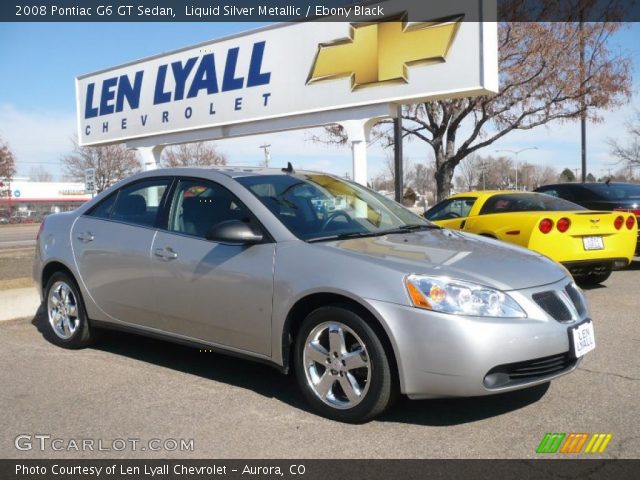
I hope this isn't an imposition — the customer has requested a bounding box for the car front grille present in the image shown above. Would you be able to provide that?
[532,290,572,322]
[532,283,587,323]
[484,352,576,389]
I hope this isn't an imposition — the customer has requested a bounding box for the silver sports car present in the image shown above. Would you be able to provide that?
[34,167,595,422]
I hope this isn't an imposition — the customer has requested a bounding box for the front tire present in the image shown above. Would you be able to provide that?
[294,306,395,423]
[44,272,97,349]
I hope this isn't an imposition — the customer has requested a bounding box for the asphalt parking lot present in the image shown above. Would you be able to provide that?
[1,262,638,459]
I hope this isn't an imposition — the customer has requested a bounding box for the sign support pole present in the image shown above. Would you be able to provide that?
[340,114,392,186]
[136,145,165,171]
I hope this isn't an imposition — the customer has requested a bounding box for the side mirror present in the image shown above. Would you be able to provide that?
[205,220,264,245]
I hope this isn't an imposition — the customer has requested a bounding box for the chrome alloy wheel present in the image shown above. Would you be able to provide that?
[303,322,371,409]
[47,280,79,340]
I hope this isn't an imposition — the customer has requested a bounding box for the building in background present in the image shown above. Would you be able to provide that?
[0,178,91,223]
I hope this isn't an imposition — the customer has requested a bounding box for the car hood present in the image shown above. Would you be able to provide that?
[315,228,567,291]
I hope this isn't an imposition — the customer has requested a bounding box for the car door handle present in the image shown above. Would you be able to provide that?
[77,232,94,243]
[154,247,178,260]
[460,220,466,229]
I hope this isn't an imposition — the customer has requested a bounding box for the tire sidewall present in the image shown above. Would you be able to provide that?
[294,306,392,423]
[44,272,93,348]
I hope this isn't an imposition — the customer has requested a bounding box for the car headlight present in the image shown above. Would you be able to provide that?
[404,274,526,318]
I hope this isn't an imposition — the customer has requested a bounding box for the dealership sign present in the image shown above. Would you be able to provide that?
[76,1,497,146]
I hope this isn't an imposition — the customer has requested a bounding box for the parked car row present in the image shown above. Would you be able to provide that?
[425,182,639,286]
[0,211,53,224]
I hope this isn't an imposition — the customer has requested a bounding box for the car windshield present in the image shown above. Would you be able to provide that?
[480,193,586,214]
[236,173,434,241]
[586,184,640,201]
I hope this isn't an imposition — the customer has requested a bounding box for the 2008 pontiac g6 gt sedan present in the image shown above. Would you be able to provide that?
[34,167,596,422]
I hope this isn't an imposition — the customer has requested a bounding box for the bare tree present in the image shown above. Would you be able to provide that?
[0,137,16,181]
[608,111,640,168]
[528,164,558,189]
[484,156,515,189]
[62,138,141,193]
[406,162,436,195]
[370,172,394,192]
[0,137,16,205]
[162,142,227,168]
[315,4,631,200]
[600,165,639,183]
[29,166,53,182]
[455,155,481,192]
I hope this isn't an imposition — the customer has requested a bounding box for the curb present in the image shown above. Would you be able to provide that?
[0,287,41,322]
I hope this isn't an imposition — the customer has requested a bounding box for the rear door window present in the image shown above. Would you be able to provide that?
[109,179,171,227]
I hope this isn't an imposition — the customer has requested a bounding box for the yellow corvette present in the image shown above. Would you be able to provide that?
[425,191,637,285]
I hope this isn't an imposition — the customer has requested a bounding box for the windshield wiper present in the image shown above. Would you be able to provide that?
[307,231,385,243]
[395,224,441,231]
[373,224,441,235]
[307,224,440,243]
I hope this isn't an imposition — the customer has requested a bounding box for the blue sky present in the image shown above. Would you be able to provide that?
[1,22,639,182]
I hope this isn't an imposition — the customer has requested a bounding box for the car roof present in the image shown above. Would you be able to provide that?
[134,165,328,179]
[210,166,321,178]
[538,182,638,188]
[450,190,546,198]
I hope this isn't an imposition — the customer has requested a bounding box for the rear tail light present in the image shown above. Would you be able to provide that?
[626,215,636,230]
[539,218,554,234]
[556,217,571,233]
[614,216,624,230]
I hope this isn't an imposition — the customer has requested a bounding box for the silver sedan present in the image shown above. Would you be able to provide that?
[33,167,595,422]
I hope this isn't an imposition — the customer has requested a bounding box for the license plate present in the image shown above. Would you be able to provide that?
[570,321,595,358]
[583,236,604,250]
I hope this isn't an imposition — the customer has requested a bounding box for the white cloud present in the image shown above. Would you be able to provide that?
[1,94,637,183]
[0,103,76,178]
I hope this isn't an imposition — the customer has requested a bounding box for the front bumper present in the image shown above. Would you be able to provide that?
[366,279,588,399]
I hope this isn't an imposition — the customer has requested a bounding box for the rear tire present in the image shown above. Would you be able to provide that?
[576,269,611,287]
[293,305,395,423]
[44,272,97,349]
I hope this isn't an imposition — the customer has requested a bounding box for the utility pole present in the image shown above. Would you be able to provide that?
[259,143,271,168]
[480,159,486,190]
[579,12,587,183]
[393,105,404,203]
[495,147,538,190]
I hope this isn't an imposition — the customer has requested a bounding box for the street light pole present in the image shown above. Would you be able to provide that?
[495,147,538,190]
[579,13,587,183]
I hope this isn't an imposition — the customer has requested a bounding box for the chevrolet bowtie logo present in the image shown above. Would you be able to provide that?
[308,15,463,90]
